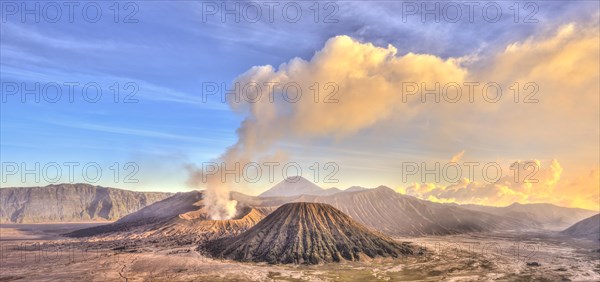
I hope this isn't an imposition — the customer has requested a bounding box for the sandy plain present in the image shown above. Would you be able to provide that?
[1,223,598,281]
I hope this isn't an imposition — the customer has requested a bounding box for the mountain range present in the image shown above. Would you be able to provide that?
[248,184,536,236]
[67,177,599,242]
[238,178,596,236]
[0,184,172,223]
[6,178,597,241]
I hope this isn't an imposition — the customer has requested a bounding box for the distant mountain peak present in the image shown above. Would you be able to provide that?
[373,185,396,193]
[284,175,310,182]
[342,186,368,193]
[258,177,324,198]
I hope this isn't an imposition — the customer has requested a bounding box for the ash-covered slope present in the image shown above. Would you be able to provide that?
[561,214,600,241]
[67,191,271,243]
[205,202,413,264]
[0,184,171,223]
[67,191,203,236]
[254,186,533,236]
[461,202,598,230]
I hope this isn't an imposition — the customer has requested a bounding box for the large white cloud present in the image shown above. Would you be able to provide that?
[190,21,599,211]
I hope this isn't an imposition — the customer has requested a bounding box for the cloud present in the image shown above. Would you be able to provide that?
[450,150,465,163]
[188,21,599,213]
[400,159,599,210]
[232,35,467,139]
[2,22,142,51]
[401,159,565,207]
[230,21,599,151]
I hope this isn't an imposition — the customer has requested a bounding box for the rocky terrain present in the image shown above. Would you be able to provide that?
[204,202,414,264]
[3,222,599,281]
[561,213,600,241]
[0,184,172,223]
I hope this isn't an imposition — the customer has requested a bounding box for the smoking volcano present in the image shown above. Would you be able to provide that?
[204,202,414,264]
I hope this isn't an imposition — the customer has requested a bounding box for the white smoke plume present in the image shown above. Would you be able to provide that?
[188,35,465,219]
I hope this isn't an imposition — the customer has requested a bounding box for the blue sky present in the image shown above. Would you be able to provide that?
[1,1,599,202]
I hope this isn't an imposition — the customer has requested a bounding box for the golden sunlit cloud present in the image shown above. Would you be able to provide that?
[399,160,559,206]
[450,150,466,163]
[211,21,599,210]
[399,159,598,211]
